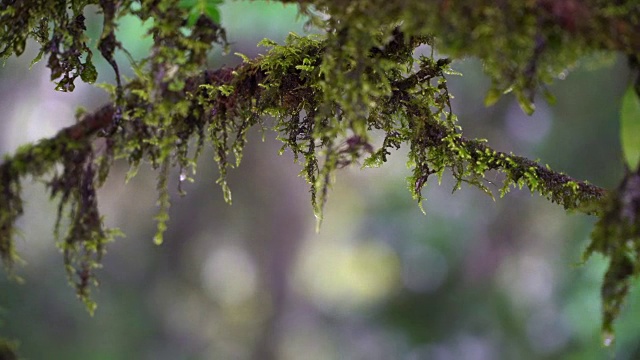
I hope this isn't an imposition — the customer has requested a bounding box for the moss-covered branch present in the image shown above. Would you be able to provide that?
[1,0,638,343]
[0,28,609,323]
[0,31,606,285]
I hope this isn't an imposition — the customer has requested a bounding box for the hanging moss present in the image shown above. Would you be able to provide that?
[0,0,639,345]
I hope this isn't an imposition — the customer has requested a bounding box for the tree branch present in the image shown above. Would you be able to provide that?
[2,58,607,217]
[1,1,627,338]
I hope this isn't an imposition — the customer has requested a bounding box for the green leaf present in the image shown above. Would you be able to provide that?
[29,50,44,69]
[362,154,383,168]
[13,37,26,56]
[80,60,98,84]
[484,88,501,106]
[178,0,198,8]
[179,0,222,26]
[204,3,221,24]
[186,9,200,27]
[258,38,278,47]
[620,85,640,171]
[235,52,250,63]
[516,91,535,115]
[542,88,557,105]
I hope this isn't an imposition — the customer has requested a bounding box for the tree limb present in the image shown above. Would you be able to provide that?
[2,59,607,217]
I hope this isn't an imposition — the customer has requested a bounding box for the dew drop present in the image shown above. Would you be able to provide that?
[603,331,614,347]
[179,170,187,182]
[556,69,568,80]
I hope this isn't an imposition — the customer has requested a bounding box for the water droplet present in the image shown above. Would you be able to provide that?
[179,170,187,182]
[603,331,614,347]
[558,70,569,80]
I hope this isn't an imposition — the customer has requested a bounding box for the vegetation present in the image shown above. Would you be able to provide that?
[1,0,639,355]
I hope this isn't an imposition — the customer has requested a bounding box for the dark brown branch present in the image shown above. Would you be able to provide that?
[63,105,116,140]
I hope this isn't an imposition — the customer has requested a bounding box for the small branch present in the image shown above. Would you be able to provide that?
[462,137,607,214]
[63,105,116,141]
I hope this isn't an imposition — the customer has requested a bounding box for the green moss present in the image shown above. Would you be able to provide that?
[0,0,636,340]
[583,171,640,342]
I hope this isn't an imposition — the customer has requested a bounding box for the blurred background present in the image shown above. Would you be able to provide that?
[0,2,638,359]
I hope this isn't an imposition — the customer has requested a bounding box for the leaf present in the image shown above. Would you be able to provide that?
[186,9,200,27]
[204,3,221,24]
[80,60,98,84]
[620,85,640,171]
[258,38,278,47]
[542,88,557,105]
[29,50,44,69]
[13,37,26,56]
[362,154,383,168]
[178,0,198,8]
[235,52,250,63]
[179,0,223,26]
[516,91,535,115]
[484,88,502,106]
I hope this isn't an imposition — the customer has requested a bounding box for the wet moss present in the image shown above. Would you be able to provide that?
[1,0,638,341]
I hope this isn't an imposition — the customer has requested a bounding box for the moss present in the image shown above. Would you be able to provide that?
[584,170,640,341]
[0,0,637,340]
[293,0,640,110]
